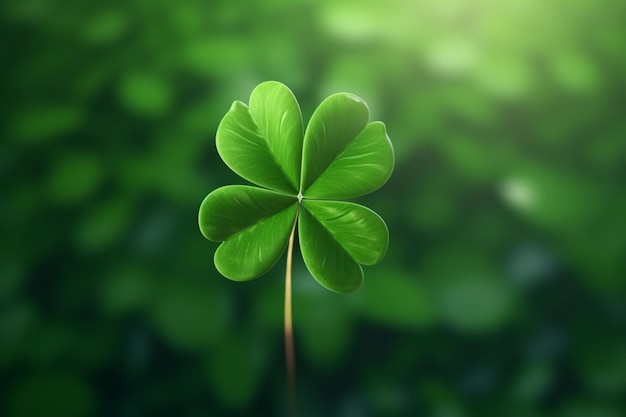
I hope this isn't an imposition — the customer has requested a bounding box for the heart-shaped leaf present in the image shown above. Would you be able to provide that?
[199,185,298,280]
[299,200,388,292]
[301,94,393,199]
[216,82,302,194]
[199,81,394,293]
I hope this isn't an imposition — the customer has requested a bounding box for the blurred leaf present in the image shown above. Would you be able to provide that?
[74,197,133,251]
[149,280,226,351]
[252,279,285,328]
[589,123,626,171]
[420,380,468,417]
[393,89,445,160]
[440,134,505,182]
[362,375,411,415]
[12,105,83,143]
[118,72,173,116]
[4,0,55,21]
[121,131,206,204]
[127,205,178,255]
[4,372,97,417]
[180,97,224,135]
[70,326,115,370]
[559,401,623,417]
[510,362,554,403]
[46,153,104,205]
[550,50,602,94]
[295,286,354,368]
[99,266,152,316]
[506,242,557,288]
[443,86,495,125]
[427,251,515,333]
[501,164,600,231]
[560,194,626,291]
[205,334,266,410]
[180,38,250,77]
[80,8,130,44]
[356,268,436,329]
[73,64,112,98]
[576,340,626,395]
[321,3,384,42]
[426,37,478,77]
[0,302,37,370]
[0,259,27,302]
[25,322,74,365]
[409,183,457,233]
[475,53,533,99]
[438,274,515,333]
[321,55,379,101]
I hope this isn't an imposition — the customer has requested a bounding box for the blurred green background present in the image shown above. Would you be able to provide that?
[2,0,625,416]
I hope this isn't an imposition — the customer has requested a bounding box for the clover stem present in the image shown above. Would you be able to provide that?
[284,211,298,417]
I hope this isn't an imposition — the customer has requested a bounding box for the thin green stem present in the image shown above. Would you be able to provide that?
[285,211,298,417]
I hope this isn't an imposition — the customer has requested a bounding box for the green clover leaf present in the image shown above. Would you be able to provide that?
[199,81,394,293]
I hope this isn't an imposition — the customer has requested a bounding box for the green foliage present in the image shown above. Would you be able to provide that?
[6,372,97,417]
[3,0,626,415]
[199,81,393,292]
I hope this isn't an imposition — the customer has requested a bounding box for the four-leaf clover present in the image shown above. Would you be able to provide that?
[198,81,394,293]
